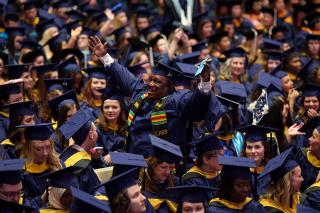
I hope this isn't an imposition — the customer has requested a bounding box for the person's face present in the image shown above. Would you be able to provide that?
[21,71,33,90]
[309,129,320,155]
[83,124,98,150]
[0,182,22,204]
[202,21,213,39]
[223,24,235,38]
[117,12,128,26]
[262,13,273,27]
[0,58,4,75]
[14,35,25,50]
[288,57,302,72]
[157,39,168,54]
[21,115,35,125]
[230,179,251,203]
[231,57,245,77]
[274,0,285,11]
[282,103,289,123]
[219,37,231,52]
[281,76,293,94]
[66,104,77,121]
[308,40,320,56]
[181,202,205,213]
[33,55,45,66]
[90,78,106,98]
[199,48,210,61]
[24,8,37,20]
[290,166,303,194]
[152,161,172,183]
[127,184,146,213]
[303,96,320,111]
[137,17,149,31]
[147,74,170,100]
[103,99,121,124]
[245,141,265,166]
[77,34,89,50]
[204,149,224,171]
[139,54,151,70]
[8,93,23,104]
[252,1,262,12]
[267,59,281,73]
[210,72,216,88]
[49,71,59,79]
[122,32,132,46]
[31,140,51,164]
[231,5,242,18]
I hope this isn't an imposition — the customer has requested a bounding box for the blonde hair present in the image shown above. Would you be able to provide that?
[219,58,247,83]
[260,169,294,207]
[21,138,61,171]
[129,51,147,67]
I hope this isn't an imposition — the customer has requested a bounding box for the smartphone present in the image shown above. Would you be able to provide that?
[93,147,104,152]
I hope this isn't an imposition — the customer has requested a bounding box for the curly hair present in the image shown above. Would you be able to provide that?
[260,169,294,208]
[219,58,247,83]
[111,189,131,213]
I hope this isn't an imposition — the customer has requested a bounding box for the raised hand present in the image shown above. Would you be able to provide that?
[288,122,305,137]
[88,35,108,57]
[71,26,82,38]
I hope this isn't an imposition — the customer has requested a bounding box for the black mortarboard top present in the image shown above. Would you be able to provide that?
[261,7,275,16]
[96,168,139,200]
[166,185,214,203]
[57,56,80,74]
[84,66,107,79]
[219,156,256,180]
[58,109,91,145]
[16,123,53,141]
[175,51,201,64]
[189,133,223,157]
[33,63,58,77]
[0,0,7,5]
[20,39,42,50]
[127,62,147,78]
[92,12,108,24]
[5,64,29,80]
[140,23,161,38]
[0,80,22,98]
[59,48,84,61]
[6,101,34,118]
[257,72,272,89]
[44,78,73,93]
[175,62,197,79]
[192,40,209,52]
[39,166,79,189]
[297,83,320,97]
[216,95,240,110]
[224,47,246,58]
[218,16,233,26]
[150,134,183,164]
[270,65,288,79]
[226,0,242,6]
[70,187,111,213]
[263,38,282,51]
[4,12,19,22]
[23,0,40,10]
[36,18,57,35]
[102,87,124,102]
[193,11,211,25]
[111,2,124,15]
[5,27,25,37]
[271,25,288,36]
[297,59,318,80]
[49,89,79,120]
[0,159,26,184]
[209,31,229,44]
[110,152,147,177]
[152,60,182,79]
[66,10,85,21]
[297,205,319,213]
[264,50,283,61]
[237,125,276,143]
[0,199,35,213]
[267,75,283,94]
[112,26,129,41]
[258,147,297,184]
[79,27,94,37]
[52,0,72,9]
[21,49,45,64]
[219,80,247,103]
[171,21,193,35]
[0,52,8,65]
[306,33,320,41]
[300,116,320,137]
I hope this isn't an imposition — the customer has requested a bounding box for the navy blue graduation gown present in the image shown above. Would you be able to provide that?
[303,182,320,211]
[79,102,101,122]
[207,198,266,213]
[96,127,126,154]
[0,139,17,159]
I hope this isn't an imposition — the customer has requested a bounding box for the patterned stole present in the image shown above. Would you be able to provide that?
[127,93,169,139]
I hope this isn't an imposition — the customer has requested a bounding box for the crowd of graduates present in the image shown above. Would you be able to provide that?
[2,0,320,212]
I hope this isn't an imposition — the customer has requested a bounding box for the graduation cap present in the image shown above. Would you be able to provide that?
[267,75,283,94]
[216,95,240,110]
[224,47,246,58]
[270,66,288,79]
[192,40,209,52]
[256,72,272,89]
[271,25,288,36]
[264,50,283,61]
[296,205,319,213]
[58,109,92,145]
[4,12,19,22]
[44,78,73,93]
[150,134,183,164]
[209,31,229,44]
[0,159,26,184]
[21,49,45,64]
[6,101,34,118]
[49,90,79,120]
[261,7,275,16]
[140,23,160,38]
[16,123,53,141]
[0,0,8,5]
[306,33,320,41]
[297,83,320,97]
[109,152,147,177]
[66,10,86,21]
[148,34,164,47]
[36,18,57,35]
[193,11,211,26]
[152,60,182,79]
[33,63,58,77]
[0,199,35,213]
[102,86,124,102]
[175,62,197,78]
[263,38,282,51]
[300,116,320,137]
[219,156,256,180]
[111,2,124,15]
[39,166,79,189]
[166,185,214,203]
[84,66,107,79]
[20,39,42,50]
[127,62,147,78]
[5,27,25,37]
[5,64,30,80]
[172,21,193,35]
[52,0,72,8]
[297,59,318,80]
[217,16,233,27]
[113,26,130,42]
[0,80,22,99]
[258,147,297,184]
[0,52,8,65]
[70,187,111,213]
[23,0,40,10]
[79,27,95,37]
[95,168,139,201]
[218,80,247,103]
[189,133,223,157]
[237,125,277,143]
[59,48,84,61]
[175,51,201,64]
